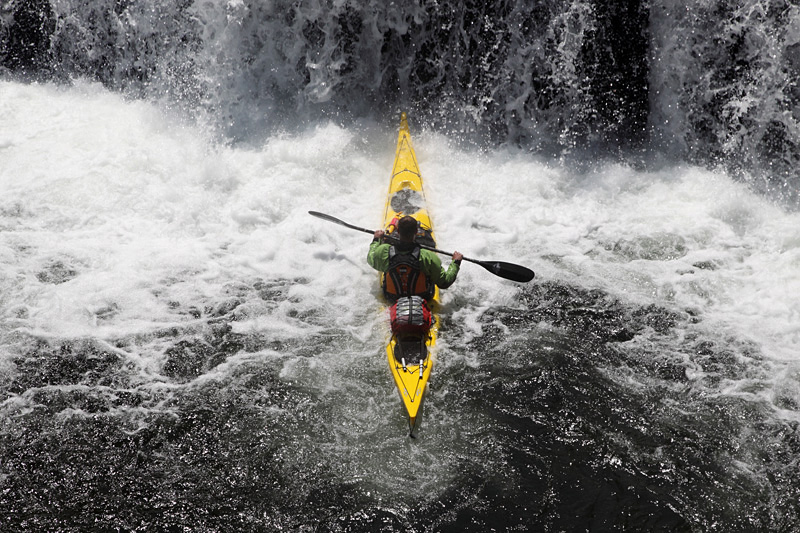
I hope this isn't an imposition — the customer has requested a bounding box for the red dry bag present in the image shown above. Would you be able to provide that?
[390,296,432,337]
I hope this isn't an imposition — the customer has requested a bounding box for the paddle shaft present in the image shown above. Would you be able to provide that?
[308,211,535,283]
[309,210,466,258]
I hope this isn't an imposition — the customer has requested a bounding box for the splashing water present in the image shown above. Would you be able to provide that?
[1,78,799,530]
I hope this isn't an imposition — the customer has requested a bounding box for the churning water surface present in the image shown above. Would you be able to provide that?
[1,81,800,531]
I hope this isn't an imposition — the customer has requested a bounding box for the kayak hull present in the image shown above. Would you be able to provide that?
[381,113,438,435]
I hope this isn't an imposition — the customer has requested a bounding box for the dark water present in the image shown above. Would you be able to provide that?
[2,1,800,531]
[2,280,798,531]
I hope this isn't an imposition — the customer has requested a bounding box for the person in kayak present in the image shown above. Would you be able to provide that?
[368,215,463,301]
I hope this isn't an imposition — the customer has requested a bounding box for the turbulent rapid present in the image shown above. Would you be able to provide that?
[2,0,800,530]
[2,79,799,531]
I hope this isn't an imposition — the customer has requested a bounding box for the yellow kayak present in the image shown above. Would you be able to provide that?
[380,112,438,436]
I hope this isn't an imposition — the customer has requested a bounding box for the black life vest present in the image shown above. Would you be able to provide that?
[383,245,434,301]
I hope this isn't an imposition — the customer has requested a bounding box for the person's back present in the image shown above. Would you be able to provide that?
[367,215,462,301]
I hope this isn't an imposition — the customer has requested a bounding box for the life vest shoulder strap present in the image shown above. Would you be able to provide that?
[388,245,421,261]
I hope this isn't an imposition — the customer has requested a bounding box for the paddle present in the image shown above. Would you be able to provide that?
[308,211,535,283]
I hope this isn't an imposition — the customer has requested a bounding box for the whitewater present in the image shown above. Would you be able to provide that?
[2,79,800,530]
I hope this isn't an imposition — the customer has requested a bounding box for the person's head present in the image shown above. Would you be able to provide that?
[397,216,418,241]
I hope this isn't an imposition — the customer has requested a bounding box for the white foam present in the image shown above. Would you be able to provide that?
[1,79,799,410]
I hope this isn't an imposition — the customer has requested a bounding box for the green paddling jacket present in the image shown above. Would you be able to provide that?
[368,240,460,293]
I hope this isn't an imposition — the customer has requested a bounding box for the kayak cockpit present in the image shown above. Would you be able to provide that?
[392,335,428,363]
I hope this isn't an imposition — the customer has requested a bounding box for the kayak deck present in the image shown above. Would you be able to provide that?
[381,113,438,435]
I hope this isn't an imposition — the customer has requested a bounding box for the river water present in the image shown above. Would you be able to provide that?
[2,80,799,531]
[3,0,800,529]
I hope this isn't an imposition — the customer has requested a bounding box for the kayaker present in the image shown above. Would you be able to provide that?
[368,215,463,300]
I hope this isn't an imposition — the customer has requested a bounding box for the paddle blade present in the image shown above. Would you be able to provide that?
[476,260,535,283]
[308,211,373,236]
[308,210,347,226]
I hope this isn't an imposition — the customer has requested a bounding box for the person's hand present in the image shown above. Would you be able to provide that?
[373,230,385,240]
[452,251,463,262]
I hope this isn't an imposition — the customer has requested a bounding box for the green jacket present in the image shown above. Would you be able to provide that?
[367,240,460,289]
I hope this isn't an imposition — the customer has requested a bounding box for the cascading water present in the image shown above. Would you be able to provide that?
[2,1,800,531]
[4,0,798,197]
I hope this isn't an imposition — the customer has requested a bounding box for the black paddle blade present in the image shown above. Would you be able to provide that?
[476,260,535,283]
[308,211,373,235]
[308,210,336,222]
[308,210,351,228]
